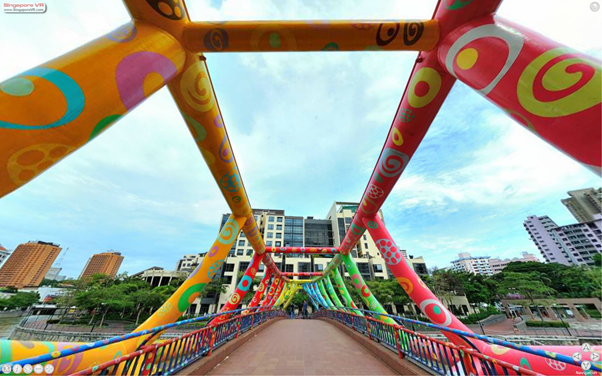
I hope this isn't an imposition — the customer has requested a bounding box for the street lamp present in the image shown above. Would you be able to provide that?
[553,304,571,336]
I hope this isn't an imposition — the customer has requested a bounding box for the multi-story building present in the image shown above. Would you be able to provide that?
[175,202,399,314]
[0,244,10,267]
[561,187,602,223]
[523,215,602,266]
[0,241,62,288]
[488,252,540,274]
[132,266,188,287]
[44,267,65,281]
[79,251,124,280]
[450,252,493,276]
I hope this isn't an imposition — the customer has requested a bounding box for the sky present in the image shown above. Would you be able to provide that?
[0,0,600,278]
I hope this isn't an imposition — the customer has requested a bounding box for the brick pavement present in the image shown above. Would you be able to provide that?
[207,319,398,375]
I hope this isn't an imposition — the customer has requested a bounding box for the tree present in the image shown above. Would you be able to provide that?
[432,270,464,308]
[497,272,556,303]
[455,272,497,306]
[593,253,602,268]
[0,292,39,309]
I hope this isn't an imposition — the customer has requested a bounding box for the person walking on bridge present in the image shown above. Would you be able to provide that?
[302,300,308,319]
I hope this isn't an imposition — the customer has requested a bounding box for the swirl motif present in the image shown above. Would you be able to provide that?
[230,293,241,305]
[444,24,524,96]
[218,218,240,244]
[403,22,424,46]
[397,277,414,294]
[220,167,241,193]
[445,0,475,9]
[379,148,410,177]
[182,113,207,142]
[366,221,378,229]
[180,62,215,112]
[361,196,378,215]
[207,260,224,279]
[376,23,400,46]
[322,42,339,51]
[106,23,137,43]
[420,299,452,326]
[239,275,253,291]
[116,51,177,111]
[408,67,442,108]
[218,135,234,163]
[204,28,229,51]
[208,245,219,257]
[0,67,84,130]
[375,239,403,266]
[232,196,241,203]
[145,0,184,20]
[258,282,266,293]
[517,47,601,117]
[350,223,365,236]
[178,283,205,312]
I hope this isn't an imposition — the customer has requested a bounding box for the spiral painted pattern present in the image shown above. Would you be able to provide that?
[180,62,215,112]
[218,135,234,163]
[403,22,424,46]
[379,148,410,177]
[204,28,229,51]
[106,23,137,43]
[397,277,414,294]
[517,47,601,117]
[218,218,240,244]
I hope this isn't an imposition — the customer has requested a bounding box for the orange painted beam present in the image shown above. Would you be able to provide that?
[182,20,439,52]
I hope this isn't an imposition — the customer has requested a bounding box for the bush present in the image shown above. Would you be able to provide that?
[583,307,602,319]
[526,320,570,328]
[459,309,500,324]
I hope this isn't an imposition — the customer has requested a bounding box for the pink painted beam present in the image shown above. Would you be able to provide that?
[282,272,323,277]
[264,247,339,254]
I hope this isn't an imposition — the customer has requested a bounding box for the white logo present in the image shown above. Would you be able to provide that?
[591,2,600,12]
[1,365,12,374]
[13,364,22,374]
[23,365,32,374]
[3,3,47,13]
[33,365,43,374]
[573,352,583,361]
[582,361,592,370]
[591,352,601,361]
[582,343,592,353]
[43,365,54,374]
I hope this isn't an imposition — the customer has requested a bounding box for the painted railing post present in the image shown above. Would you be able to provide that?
[208,327,216,356]
[394,328,404,360]
[236,316,242,339]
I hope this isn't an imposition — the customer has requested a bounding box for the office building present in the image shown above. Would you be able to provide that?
[0,245,10,267]
[451,252,493,276]
[0,241,61,288]
[79,251,124,280]
[175,202,398,315]
[488,252,540,274]
[132,267,188,287]
[561,187,602,223]
[524,215,602,266]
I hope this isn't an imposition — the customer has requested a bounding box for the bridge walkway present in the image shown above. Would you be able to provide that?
[207,319,398,375]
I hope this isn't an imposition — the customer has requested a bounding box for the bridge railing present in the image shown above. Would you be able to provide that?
[315,309,549,376]
[4,307,284,376]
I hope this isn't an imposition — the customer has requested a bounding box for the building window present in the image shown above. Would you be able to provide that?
[315,264,324,271]
[373,264,383,273]
[238,240,245,246]
[268,216,274,222]
[266,241,272,246]
[246,250,253,256]
[363,235,367,240]
[357,263,370,274]
[224,276,233,284]
[277,225,283,230]
[285,264,294,272]
[276,233,282,239]
[275,241,281,247]
[364,243,368,248]
[299,263,310,272]
[237,249,243,256]
[268,224,274,230]
[259,264,265,272]
[239,262,250,271]
[345,217,352,224]
[277,217,283,223]
[267,232,273,238]
[225,263,235,272]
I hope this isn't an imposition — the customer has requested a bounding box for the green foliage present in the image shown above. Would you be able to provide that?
[496,272,556,302]
[526,320,570,328]
[593,253,602,268]
[0,292,39,309]
[0,286,18,293]
[459,308,500,324]
[291,289,308,307]
[40,278,61,287]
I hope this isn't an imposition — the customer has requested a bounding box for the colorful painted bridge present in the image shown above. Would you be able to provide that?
[0,0,600,374]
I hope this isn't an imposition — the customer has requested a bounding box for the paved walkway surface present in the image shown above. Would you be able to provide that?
[208,319,397,375]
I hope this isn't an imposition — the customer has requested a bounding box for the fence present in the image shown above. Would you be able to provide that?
[316,309,593,375]
[4,307,284,376]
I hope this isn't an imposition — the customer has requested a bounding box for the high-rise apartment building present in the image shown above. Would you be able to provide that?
[451,252,493,276]
[44,267,66,281]
[79,251,124,280]
[174,202,404,315]
[523,215,602,266]
[488,252,540,274]
[561,187,602,223]
[0,241,61,288]
[0,244,10,267]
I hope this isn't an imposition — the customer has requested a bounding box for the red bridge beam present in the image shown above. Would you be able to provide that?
[264,247,339,254]
[282,272,323,277]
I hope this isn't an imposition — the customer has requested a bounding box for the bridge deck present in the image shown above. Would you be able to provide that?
[208,319,398,375]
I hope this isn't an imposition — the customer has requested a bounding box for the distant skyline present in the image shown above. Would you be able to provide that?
[0,0,600,278]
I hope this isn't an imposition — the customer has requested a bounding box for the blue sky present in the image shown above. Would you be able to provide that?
[0,0,600,278]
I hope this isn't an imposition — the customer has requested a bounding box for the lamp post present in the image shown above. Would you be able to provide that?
[553,304,571,336]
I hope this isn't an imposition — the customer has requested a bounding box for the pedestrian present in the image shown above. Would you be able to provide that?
[290,304,295,319]
[303,300,308,318]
